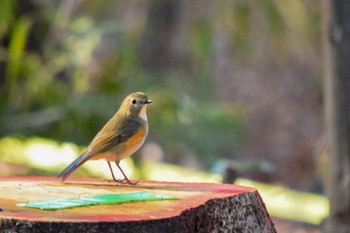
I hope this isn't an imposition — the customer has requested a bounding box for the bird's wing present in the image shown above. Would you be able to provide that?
[88,118,142,155]
[57,118,142,181]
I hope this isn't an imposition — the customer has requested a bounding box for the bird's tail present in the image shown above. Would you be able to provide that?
[57,152,89,182]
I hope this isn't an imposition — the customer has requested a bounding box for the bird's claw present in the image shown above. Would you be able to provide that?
[103,178,138,185]
[116,179,139,185]
[103,179,116,183]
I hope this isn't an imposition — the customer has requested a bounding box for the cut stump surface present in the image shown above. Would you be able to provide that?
[0,176,276,233]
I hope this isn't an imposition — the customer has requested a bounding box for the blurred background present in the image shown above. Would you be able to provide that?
[0,0,325,232]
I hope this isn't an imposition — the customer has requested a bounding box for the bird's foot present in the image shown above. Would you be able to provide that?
[116,179,139,185]
[103,179,117,183]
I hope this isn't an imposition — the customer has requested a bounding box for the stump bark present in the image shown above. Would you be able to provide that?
[0,177,276,233]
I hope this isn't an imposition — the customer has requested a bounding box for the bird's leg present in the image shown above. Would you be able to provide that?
[104,161,118,182]
[115,160,139,185]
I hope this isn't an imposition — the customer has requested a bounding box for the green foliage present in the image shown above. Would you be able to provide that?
[232,0,286,59]
[191,22,212,69]
[6,16,32,84]
[148,85,246,168]
[0,1,106,143]
[258,0,285,35]
[0,0,16,39]
[233,0,251,52]
[0,0,320,171]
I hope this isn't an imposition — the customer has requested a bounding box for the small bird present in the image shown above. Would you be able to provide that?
[57,92,152,185]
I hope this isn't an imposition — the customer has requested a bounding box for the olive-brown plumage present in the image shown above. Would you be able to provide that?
[57,92,151,184]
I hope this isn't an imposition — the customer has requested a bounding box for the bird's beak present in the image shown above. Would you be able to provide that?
[145,99,152,104]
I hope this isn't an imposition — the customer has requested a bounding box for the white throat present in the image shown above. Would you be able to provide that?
[139,105,148,121]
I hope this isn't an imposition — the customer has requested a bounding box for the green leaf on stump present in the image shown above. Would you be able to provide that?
[17,191,176,210]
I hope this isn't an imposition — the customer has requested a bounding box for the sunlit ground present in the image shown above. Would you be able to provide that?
[0,137,328,226]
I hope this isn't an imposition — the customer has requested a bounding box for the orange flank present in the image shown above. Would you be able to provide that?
[125,126,146,148]
[90,127,146,161]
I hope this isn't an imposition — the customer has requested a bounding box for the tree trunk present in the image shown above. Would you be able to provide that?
[324,1,350,232]
[0,177,276,233]
[140,0,188,73]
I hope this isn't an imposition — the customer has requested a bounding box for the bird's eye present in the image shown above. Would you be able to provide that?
[131,99,137,104]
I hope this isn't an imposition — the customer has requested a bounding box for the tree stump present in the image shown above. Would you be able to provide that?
[0,177,276,233]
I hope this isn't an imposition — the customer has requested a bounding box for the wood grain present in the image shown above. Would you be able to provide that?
[0,177,276,233]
